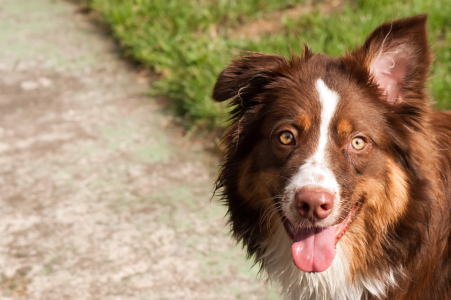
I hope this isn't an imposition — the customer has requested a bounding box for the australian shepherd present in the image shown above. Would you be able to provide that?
[212,14,451,300]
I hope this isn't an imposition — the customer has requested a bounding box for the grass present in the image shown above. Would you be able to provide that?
[87,0,451,129]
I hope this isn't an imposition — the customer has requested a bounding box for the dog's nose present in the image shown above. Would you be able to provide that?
[296,187,334,223]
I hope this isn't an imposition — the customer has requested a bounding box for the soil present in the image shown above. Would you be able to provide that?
[0,0,278,299]
[227,0,344,41]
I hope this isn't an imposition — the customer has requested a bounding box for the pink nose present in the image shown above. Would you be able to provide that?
[296,187,334,223]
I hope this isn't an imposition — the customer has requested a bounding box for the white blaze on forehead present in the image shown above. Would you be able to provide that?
[314,78,340,163]
[283,78,341,227]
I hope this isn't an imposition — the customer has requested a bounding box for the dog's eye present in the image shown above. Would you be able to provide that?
[279,131,294,145]
[351,137,366,150]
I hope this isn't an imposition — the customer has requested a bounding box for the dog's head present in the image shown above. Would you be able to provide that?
[213,14,434,277]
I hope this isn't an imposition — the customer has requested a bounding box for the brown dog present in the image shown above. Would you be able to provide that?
[213,14,451,300]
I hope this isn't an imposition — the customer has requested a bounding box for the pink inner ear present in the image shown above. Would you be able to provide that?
[370,51,408,105]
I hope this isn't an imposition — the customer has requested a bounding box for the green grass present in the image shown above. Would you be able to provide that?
[88,0,451,128]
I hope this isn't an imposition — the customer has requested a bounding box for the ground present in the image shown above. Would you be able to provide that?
[0,1,278,299]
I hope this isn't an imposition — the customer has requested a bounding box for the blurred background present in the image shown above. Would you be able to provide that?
[0,0,449,299]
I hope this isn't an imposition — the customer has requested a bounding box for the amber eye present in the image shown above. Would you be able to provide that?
[279,131,294,145]
[351,137,366,150]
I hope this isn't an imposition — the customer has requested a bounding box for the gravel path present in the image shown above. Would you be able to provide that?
[0,1,277,299]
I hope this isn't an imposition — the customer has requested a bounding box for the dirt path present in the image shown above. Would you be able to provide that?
[226,0,343,40]
[0,1,277,299]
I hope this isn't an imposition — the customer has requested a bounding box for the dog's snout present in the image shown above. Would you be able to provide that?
[296,187,334,223]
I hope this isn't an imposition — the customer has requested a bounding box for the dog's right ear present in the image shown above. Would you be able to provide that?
[212,54,286,104]
[213,54,288,148]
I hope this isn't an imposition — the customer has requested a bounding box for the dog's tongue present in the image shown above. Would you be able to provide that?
[291,226,336,272]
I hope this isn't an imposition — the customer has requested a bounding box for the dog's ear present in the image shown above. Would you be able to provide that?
[212,54,286,104]
[213,54,291,148]
[346,14,431,105]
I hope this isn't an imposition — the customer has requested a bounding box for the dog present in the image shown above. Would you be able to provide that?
[212,14,451,300]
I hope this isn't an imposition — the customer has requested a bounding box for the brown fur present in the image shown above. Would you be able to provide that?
[213,14,451,299]
[337,119,353,138]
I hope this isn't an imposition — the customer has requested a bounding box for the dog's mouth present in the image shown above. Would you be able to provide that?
[282,201,361,273]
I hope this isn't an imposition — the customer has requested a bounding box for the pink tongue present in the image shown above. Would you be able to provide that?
[291,226,336,272]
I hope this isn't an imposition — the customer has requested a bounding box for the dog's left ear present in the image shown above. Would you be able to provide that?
[346,14,431,105]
